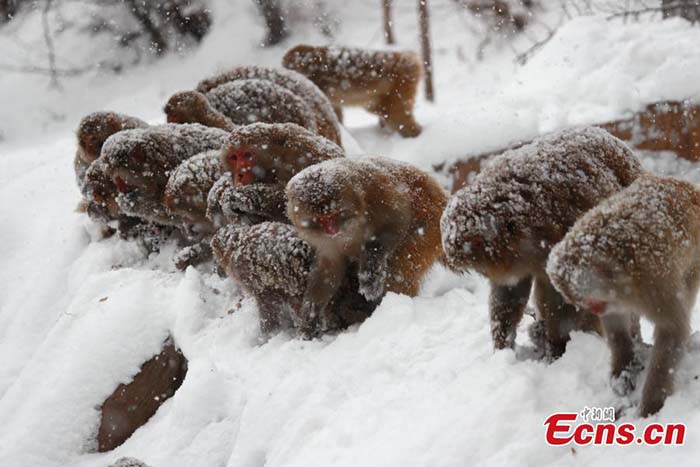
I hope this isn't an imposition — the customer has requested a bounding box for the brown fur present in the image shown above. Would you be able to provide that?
[286,157,447,334]
[283,45,423,137]
[441,127,643,358]
[211,223,376,337]
[164,91,235,130]
[74,111,147,189]
[195,66,342,145]
[548,174,700,416]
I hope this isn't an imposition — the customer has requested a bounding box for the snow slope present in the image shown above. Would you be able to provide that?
[2,2,700,466]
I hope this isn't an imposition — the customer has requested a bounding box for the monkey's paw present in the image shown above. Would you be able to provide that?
[611,369,637,397]
[358,271,386,301]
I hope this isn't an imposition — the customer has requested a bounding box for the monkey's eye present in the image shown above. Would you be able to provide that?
[243,151,253,160]
[227,153,238,161]
[505,220,517,235]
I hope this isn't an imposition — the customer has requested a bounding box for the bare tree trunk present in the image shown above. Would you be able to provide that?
[382,0,395,44]
[418,0,434,101]
[255,0,288,46]
[662,0,700,23]
[124,0,168,54]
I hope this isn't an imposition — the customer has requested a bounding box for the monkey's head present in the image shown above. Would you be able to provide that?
[164,91,215,125]
[282,45,324,74]
[76,112,129,165]
[102,131,179,225]
[286,162,368,257]
[163,151,222,225]
[440,184,538,283]
[547,227,636,318]
[221,123,338,187]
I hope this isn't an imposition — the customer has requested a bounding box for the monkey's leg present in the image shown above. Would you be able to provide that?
[257,293,294,336]
[358,230,405,301]
[300,254,347,339]
[173,240,213,271]
[382,84,421,138]
[333,105,344,123]
[533,275,579,360]
[640,321,689,417]
[489,277,532,350]
[601,312,638,396]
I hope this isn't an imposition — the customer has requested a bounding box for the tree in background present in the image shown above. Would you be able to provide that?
[662,0,700,23]
[255,0,289,46]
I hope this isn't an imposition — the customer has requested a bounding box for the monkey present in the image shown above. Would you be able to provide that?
[164,79,318,134]
[100,123,229,226]
[74,111,147,190]
[210,122,345,224]
[440,127,643,359]
[282,45,423,138]
[211,222,376,337]
[547,174,700,417]
[195,66,342,145]
[285,156,447,335]
[163,150,223,227]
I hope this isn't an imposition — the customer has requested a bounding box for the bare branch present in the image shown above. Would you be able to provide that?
[42,0,61,89]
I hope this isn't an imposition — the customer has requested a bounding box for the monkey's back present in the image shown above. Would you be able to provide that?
[196,66,341,145]
[205,79,318,133]
[548,174,700,302]
[283,45,421,89]
[103,124,229,174]
[450,127,641,249]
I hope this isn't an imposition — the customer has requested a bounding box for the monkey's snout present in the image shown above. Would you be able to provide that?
[585,299,607,316]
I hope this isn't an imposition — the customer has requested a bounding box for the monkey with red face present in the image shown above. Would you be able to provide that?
[101,123,229,226]
[548,174,700,417]
[286,156,447,336]
[441,127,643,359]
[75,111,148,190]
[208,123,345,226]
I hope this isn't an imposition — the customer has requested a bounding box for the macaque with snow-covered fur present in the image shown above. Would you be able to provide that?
[195,66,342,145]
[211,222,376,337]
[210,123,345,224]
[164,79,318,134]
[547,175,700,417]
[74,111,147,190]
[282,45,423,137]
[441,127,643,359]
[101,124,229,226]
[286,157,447,334]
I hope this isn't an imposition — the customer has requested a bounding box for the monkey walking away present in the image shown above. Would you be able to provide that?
[282,45,423,138]
[211,222,376,337]
[164,79,318,134]
[208,122,345,226]
[286,156,447,336]
[547,174,700,417]
[195,66,342,145]
[441,127,643,359]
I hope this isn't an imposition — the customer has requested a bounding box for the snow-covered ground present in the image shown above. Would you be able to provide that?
[3,2,700,466]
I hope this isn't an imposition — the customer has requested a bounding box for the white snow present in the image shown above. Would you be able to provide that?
[3,2,700,466]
